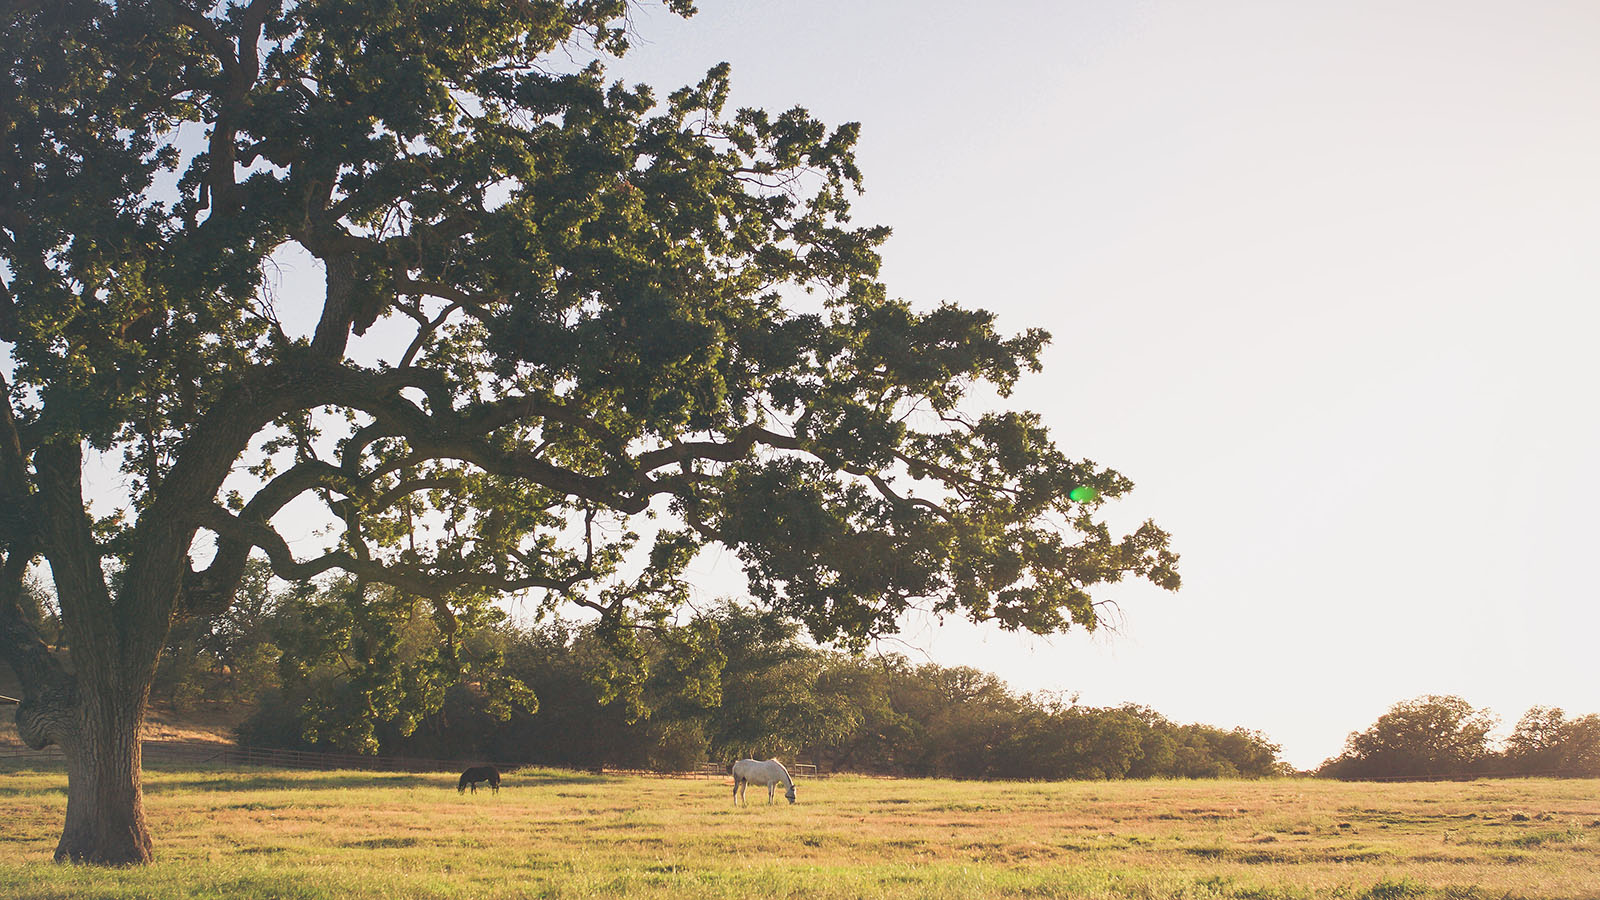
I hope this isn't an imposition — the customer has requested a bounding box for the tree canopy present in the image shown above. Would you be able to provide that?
[1318,697,1600,781]
[1,0,1177,863]
[1317,695,1497,780]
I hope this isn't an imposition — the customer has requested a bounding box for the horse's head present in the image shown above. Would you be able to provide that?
[785,783,797,804]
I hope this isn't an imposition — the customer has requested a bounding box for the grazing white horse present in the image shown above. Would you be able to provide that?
[731,758,797,805]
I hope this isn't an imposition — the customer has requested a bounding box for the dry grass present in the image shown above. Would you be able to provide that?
[0,761,1596,899]
[0,721,230,751]
[0,700,238,750]
[138,705,241,745]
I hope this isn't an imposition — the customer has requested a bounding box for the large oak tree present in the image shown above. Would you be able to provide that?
[0,0,1179,864]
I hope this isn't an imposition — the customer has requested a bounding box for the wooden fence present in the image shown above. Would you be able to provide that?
[693,762,819,778]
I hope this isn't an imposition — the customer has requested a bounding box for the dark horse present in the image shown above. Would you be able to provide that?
[457,765,501,794]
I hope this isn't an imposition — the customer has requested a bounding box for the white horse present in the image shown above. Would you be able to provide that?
[731,758,796,805]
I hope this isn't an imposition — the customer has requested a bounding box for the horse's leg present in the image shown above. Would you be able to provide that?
[767,783,775,805]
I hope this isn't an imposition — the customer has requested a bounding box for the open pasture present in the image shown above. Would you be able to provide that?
[0,763,1597,900]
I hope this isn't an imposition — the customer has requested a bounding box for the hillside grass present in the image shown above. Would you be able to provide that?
[0,761,1597,899]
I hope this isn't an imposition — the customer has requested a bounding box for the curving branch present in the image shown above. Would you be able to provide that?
[176,357,1078,630]
[31,444,118,679]
[397,299,463,369]
[182,459,360,618]
[162,1,240,82]
[0,371,29,514]
[199,503,595,599]
[0,529,58,709]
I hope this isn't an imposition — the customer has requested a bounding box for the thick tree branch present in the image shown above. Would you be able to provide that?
[0,270,18,343]
[151,360,435,525]
[367,475,462,514]
[0,373,60,709]
[200,503,594,597]
[134,361,436,645]
[182,459,359,618]
[0,534,62,715]
[162,1,240,83]
[633,424,778,472]
[31,444,117,679]
[310,253,359,359]
[236,0,278,86]
[0,370,29,522]
[397,300,463,369]
[457,392,627,454]
[164,0,262,218]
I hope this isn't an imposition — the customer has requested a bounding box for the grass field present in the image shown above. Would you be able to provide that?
[0,762,1597,900]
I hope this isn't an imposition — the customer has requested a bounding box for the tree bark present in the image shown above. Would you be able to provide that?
[55,693,152,864]
[15,667,154,864]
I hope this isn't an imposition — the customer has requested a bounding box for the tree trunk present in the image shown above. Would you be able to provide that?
[56,694,152,865]
[17,672,154,865]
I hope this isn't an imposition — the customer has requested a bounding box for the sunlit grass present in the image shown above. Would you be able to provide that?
[1,762,1597,899]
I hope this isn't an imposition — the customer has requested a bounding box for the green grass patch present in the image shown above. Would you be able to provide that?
[0,764,1597,898]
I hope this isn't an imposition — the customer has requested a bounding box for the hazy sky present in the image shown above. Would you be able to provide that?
[579,0,1600,768]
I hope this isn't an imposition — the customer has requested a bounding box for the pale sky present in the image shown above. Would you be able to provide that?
[586,0,1600,768]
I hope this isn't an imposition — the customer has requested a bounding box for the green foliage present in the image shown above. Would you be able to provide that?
[234,597,1281,779]
[155,558,281,710]
[1318,695,1497,780]
[991,701,1281,782]
[247,576,533,754]
[1501,706,1600,777]
[1363,877,1427,900]
[1321,697,1600,781]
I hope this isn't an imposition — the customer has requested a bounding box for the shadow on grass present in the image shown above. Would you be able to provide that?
[145,772,444,793]
[0,756,615,794]
[143,765,615,794]
[0,759,67,795]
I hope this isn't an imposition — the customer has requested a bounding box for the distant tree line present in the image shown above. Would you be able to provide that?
[145,567,1283,779]
[1317,694,1600,780]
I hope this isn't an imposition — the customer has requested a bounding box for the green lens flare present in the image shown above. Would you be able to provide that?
[1069,486,1099,503]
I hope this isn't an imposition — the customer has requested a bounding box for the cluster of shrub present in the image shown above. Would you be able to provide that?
[1317,694,1600,780]
[145,564,1284,779]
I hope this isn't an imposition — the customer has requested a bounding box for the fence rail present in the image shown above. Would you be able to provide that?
[691,762,821,778]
